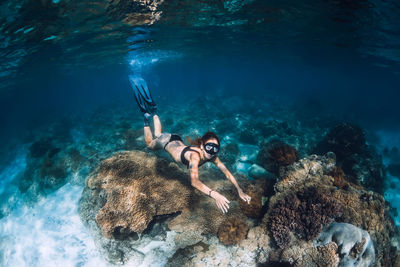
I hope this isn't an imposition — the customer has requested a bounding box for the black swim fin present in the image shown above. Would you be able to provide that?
[129,76,157,114]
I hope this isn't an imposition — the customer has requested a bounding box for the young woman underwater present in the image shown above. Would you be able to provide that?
[129,76,251,213]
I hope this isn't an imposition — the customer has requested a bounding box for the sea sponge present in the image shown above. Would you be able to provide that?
[314,222,375,267]
[218,217,249,245]
[269,186,343,248]
[257,140,299,175]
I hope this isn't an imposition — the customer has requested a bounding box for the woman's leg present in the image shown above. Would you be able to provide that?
[144,114,162,146]
[144,115,169,150]
[144,125,154,146]
[153,114,162,137]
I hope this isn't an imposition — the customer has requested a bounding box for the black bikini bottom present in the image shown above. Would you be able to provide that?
[163,134,183,149]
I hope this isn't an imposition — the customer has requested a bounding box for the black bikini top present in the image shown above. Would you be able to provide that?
[180,146,215,168]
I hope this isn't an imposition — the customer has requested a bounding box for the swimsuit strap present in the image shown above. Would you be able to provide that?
[180,146,215,168]
[180,146,200,167]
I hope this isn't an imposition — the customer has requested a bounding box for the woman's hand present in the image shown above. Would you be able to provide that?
[238,188,251,204]
[211,191,230,213]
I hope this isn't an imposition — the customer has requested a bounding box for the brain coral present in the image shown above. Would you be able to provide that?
[81,151,191,239]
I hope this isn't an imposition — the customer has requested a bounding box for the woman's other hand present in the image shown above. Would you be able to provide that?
[211,191,230,213]
[238,189,251,204]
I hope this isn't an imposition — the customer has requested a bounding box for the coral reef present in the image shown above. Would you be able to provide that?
[316,123,366,158]
[167,167,247,237]
[263,154,399,266]
[257,140,299,175]
[239,179,267,219]
[314,222,375,267]
[218,142,240,170]
[218,217,249,245]
[18,137,74,196]
[121,128,144,150]
[315,123,386,193]
[329,166,348,189]
[268,241,340,267]
[81,150,191,238]
[268,186,343,248]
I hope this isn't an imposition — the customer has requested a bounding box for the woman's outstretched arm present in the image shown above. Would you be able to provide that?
[213,157,251,204]
[189,153,230,213]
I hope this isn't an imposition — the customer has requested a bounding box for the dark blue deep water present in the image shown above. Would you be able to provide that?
[0,0,399,265]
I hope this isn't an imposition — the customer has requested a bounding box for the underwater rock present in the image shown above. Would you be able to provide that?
[81,151,191,239]
[316,123,366,159]
[268,241,340,267]
[248,164,271,179]
[19,139,74,196]
[29,138,54,158]
[341,147,386,193]
[315,123,386,193]
[166,241,210,267]
[238,144,259,163]
[121,128,144,150]
[234,161,252,175]
[314,222,375,267]
[218,142,239,170]
[257,140,299,175]
[218,217,249,245]
[263,154,398,267]
[388,163,400,178]
[238,125,260,145]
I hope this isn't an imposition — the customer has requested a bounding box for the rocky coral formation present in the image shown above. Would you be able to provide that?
[218,142,240,170]
[268,186,343,248]
[263,153,399,266]
[314,222,375,267]
[316,123,366,158]
[18,136,85,197]
[167,168,248,238]
[79,148,273,265]
[218,217,249,245]
[257,140,299,175]
[239,186,264,219]
[81,150,191,238]
[329,166,348,189]
[315,123,386,193]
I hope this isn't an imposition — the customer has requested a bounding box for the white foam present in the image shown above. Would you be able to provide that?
[0,183,105,267]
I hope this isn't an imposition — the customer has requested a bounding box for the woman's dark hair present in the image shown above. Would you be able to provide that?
[186,131,220,147]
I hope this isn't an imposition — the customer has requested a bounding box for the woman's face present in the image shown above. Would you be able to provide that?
[202,138,220,159]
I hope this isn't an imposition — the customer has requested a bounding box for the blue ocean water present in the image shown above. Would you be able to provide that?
[1,0,400,265]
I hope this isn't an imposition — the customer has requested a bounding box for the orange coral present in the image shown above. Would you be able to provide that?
[329,166,348,189]
[218,217,249,245]
[239,187,263,219]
